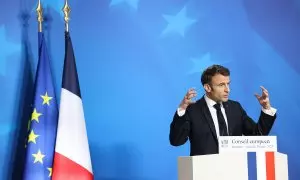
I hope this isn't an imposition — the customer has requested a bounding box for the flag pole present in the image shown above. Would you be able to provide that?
[36,0,43,32]
[62,0,71,32]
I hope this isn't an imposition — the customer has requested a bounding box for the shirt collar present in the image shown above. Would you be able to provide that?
[204,95,223,108]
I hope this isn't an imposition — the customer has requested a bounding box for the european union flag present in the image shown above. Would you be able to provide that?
[22,32,58,179]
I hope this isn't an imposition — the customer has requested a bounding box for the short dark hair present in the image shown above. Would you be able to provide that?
[201,65,230,85]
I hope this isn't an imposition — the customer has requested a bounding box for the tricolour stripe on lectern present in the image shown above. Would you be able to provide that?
[248,152,276,180]
[266,152,275,180]
[248,152,257,180]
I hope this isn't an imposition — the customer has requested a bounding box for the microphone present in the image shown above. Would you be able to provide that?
[224,103,230,136]
[219,111,230,136]
[257,124,263,136]
[220,125,225,137]
[223,103,230,136]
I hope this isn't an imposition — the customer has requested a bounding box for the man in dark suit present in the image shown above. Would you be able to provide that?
[169,65,277,156]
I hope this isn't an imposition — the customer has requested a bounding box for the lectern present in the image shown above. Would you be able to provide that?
[178,136,288,180]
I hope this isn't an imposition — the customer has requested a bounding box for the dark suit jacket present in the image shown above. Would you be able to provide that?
[169,96,276,156]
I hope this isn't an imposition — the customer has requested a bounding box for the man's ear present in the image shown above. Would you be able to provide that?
[204,84,211,93]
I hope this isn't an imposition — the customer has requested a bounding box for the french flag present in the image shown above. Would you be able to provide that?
[247,152,288,180]
[52,32,93,180]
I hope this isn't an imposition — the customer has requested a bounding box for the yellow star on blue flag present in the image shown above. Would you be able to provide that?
[22,32,58,179]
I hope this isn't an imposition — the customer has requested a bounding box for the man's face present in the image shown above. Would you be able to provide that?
[205,74,230,103]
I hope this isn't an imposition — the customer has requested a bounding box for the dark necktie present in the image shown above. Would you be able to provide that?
[213,103,229,136]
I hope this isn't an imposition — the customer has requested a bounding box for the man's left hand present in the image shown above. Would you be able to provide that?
[255,86,271,110]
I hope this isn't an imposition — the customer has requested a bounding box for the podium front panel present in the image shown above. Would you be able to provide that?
[192,153,248,180]
[178,152,288,180]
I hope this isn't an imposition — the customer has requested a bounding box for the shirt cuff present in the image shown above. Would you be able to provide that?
[262,107,277,116]
[177,108,186,117]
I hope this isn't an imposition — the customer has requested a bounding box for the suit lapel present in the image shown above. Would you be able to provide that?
[198,97,218,142]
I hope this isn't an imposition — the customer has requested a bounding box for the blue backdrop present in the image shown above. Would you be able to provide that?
[0,0,300,179]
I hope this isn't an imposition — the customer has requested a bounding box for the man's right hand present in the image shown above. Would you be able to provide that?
[179,88,197,110]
